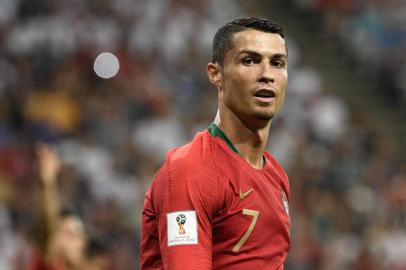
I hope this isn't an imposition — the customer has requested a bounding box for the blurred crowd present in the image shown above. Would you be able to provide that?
[293,0,406,109]
[0,0,404,269]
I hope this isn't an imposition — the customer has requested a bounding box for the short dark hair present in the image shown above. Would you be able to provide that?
[60,207,80,220]
[212,17,285,65]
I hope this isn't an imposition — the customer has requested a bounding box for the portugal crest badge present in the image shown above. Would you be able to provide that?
[280,189,289,217]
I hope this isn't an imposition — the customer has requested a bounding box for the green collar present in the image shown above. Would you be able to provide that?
[208,123,239,154]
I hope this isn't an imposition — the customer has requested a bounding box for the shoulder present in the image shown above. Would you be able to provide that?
[149,130,219,197]
[27,248,57,270]
[164,130,216,176]
[147,130,224,215]
[265,152,290,196]
[265,152,288,178]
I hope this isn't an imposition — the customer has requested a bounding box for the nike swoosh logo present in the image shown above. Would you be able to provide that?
[239,188,254,199]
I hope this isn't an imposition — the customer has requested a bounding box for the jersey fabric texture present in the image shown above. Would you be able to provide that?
[141,123,291,270]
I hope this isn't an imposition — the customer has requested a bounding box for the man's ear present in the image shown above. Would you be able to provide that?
[206,62,222,89]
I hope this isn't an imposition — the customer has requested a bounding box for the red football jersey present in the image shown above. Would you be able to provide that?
[28,249,63,270]
[141,123,291,270]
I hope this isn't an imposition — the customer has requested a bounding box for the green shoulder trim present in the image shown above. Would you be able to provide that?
[208,122,239,154]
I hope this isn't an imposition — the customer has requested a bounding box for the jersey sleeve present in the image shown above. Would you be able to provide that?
[143,149,223,270]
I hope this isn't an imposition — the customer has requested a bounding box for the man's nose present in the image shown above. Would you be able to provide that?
[258,63,275,84]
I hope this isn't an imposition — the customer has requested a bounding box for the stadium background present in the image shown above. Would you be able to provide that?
[0,0,404,269]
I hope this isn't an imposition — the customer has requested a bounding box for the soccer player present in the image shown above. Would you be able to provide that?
[141,17,290,269]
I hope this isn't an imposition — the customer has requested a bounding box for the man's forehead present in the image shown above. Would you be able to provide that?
[230,29,287,55]
[61,216,85,232]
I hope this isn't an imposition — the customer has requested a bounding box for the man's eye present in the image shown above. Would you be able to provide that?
[272,60,285,68]
[242,58,254,65]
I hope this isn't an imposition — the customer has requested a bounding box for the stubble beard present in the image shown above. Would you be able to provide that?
[252,102,278,121]
[235,106,275,130]
[253,111,274,121]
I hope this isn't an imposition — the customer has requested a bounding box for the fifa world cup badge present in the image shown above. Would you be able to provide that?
[167,210,198,246]
[176,214,186,234]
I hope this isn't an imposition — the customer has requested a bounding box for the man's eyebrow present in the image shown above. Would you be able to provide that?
[271,53,287,60]
[237,50,287,59]
[237,50,262,57]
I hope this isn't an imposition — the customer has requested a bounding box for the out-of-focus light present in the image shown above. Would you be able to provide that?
[93,52,120,79]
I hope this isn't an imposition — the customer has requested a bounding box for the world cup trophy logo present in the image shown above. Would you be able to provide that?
[176,214,186,235]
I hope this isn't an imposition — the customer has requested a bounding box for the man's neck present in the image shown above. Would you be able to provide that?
[217,107,271,169]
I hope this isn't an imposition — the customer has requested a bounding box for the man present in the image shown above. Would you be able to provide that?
[29,144,87,270]
[141,17,290,269]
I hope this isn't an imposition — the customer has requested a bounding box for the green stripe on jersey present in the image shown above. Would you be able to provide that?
[208,122,239,154]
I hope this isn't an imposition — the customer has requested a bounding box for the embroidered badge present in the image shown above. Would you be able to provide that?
[280,189,289,217]
[167,210,198,247]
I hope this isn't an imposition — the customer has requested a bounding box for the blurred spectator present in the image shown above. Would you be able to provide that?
[28,144,86,270]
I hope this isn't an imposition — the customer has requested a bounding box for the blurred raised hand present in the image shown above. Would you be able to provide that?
[36,143,61,187]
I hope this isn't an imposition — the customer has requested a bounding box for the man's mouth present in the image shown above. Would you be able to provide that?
[254,89,276,103]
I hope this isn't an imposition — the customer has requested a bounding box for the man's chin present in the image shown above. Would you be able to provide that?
[65,256,84,268]
[252,110,275,121]
[239,111,275,130]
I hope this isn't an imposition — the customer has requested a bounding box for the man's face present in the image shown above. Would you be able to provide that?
[53,216,87,267]
[218,29,288,125]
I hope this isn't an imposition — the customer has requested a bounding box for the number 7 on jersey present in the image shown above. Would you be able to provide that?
[232,209,259,252]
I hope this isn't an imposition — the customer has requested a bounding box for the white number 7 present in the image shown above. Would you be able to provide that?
[232,209,259,252]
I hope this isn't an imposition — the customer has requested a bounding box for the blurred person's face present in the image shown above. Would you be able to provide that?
[84,256,109,270]
[52,216,87,267]
[208,29,288,127]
